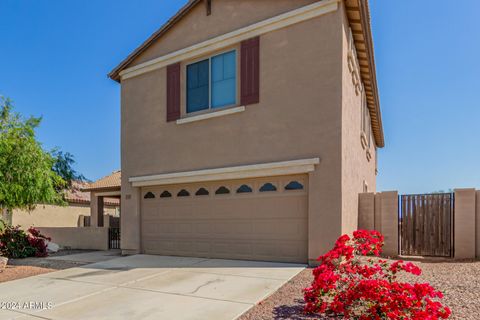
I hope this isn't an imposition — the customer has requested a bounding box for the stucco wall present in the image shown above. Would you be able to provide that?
[340,4,377,236]
[38,227,109,251]
[358,191,398,257]
[360,189,480,259]
[121,4,345,260]
[476,190,480,259]
[12,204,117,228]
[454,188,476,259]
[129,0,319,67]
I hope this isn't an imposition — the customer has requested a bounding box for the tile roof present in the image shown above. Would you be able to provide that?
[66,181,119,206]
[82,170,121,191]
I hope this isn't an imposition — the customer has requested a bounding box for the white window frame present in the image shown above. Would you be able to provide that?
[185,48,239,116]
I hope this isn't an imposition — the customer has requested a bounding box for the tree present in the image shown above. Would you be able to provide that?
[51,150,86,187]
[0,97,66,223]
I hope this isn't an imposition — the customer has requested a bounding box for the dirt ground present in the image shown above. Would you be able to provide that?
[0,250,92,284]
[239,258,480,320]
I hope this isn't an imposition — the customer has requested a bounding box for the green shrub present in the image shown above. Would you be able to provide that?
[0,225,51,258]
[0,225,37,258]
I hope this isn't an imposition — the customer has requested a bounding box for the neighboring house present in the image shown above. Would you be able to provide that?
[12,181,119,228]
[81,171,121,228]
[108,0,384,264]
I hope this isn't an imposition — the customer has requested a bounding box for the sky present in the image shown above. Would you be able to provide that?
[0,0,479,194]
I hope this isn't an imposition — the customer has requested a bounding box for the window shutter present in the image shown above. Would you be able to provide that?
[166,62,181,122]
[241,36,260,105]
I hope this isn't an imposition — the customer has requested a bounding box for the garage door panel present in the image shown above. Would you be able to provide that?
[252,197,307,219]
[252,219,307,238]
[141,175,308,263]
[144,239,307,263]
[148,197,305,217]
[145,198,306,221]
[142,219,306,240]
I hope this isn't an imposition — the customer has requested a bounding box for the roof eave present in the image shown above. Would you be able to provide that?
[108,0,202,82]
[346,0,384,148]
[81,186,121,193]
[359,0,384,148]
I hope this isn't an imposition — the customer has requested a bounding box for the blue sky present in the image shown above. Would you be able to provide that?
[0,1,478,194]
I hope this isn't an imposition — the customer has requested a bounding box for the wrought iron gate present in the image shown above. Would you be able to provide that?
[399,193,454,257]
[109,228,121,249]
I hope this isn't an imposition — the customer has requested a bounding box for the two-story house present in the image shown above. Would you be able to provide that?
[108,0,384,265]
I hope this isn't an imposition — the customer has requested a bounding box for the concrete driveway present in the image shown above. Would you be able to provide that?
[0,254,305,320]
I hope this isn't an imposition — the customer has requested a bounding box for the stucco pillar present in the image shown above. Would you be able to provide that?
[78,215,85,227]
[308,166,343,265]
[379,191,398,257]
[358,192,375,230]
[308,170,342,265]
[120,183,141,255]
[90,193,99,227]
[374,193,382,232]
[103,214,110,228]
[454,188,476,259]
[476,191,480,259]
[90,194,105,227]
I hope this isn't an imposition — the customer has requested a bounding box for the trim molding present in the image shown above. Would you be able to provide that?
[129,158,320,187]
[176,106,245,125]
[119,0,339,80]
[94,191,122,197]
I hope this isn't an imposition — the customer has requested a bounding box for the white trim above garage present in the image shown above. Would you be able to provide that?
[129,158,320,187]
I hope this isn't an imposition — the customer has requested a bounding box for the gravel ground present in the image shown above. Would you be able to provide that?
[0,250,92,284]
[238,258,480,320]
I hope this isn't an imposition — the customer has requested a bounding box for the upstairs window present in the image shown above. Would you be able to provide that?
[186,50,236,113]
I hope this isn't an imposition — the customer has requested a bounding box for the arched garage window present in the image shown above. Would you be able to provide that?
[160,191,172,198]
[259,183,277,192]
[143,192,155,199]
[177,189,190,197]
[215,186,230,195]
[236,184,252,193]
[284,181,304,190]
[195,188,209,196]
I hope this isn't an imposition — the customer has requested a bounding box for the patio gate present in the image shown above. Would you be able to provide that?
[399,193,454,257]
[109,228,121,249]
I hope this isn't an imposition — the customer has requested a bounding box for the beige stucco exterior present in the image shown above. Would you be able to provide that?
[129,0,319,68]
[38,227,109,251]
[477,191,480,259]
[454,188,476,259]
[12,203,117,229]
[117,1,380,263]
[340,8,377,237]
[358,191,398,258]
[12,204,90,228]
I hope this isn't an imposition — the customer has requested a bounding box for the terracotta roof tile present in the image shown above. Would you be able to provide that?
[66,181,119,206]
[82,171,121,191]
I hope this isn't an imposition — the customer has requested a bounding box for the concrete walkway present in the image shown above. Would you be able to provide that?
[0,254,305,320]
[46,250,121,264]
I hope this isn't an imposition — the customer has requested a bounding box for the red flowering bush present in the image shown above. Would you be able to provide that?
[304,230,451,319]
[0,225,51,258]
[27,227,51,257]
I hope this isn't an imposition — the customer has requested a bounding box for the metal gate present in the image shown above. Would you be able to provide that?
[399,193,454,257]
[109,228,121,249]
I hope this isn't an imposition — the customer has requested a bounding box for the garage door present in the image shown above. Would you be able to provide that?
[140,175,308,263]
